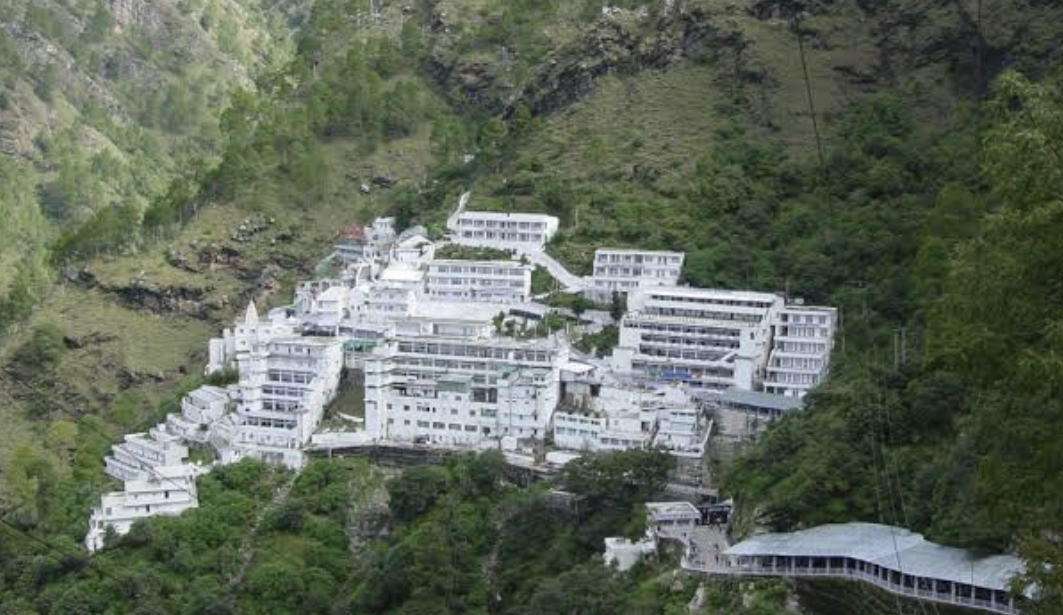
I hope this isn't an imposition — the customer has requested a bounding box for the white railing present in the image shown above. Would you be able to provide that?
[704,562,1018,615]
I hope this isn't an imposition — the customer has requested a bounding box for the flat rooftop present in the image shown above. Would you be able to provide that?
[641,286,781,303]
[429,259,526,268]
[188,385,229,401]
[379,265,426,283]
[716,388,804,412]
[316,286,348,302]
[408,301,503,322]
[456,210,559,223]
[595,248,685,257]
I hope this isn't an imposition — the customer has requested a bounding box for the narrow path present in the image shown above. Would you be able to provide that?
[227,470,298,589]
[521,249,587,292]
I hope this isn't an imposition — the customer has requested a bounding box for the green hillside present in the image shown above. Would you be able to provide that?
[2,0,1063,613]
[0,0,305,330]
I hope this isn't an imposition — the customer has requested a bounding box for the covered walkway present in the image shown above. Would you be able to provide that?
[714,523,1025,614]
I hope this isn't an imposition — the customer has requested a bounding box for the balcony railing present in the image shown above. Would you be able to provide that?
[687,561,1018,615]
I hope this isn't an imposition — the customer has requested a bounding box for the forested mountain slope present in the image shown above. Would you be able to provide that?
[2,0,1063,613]
[0,0,305,330]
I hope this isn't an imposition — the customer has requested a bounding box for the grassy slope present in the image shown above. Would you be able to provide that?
[4,0,1063,508]
[0,118,437,497]
[0,0,302,296]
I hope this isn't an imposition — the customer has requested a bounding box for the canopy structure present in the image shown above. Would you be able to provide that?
[722,522,1026,614]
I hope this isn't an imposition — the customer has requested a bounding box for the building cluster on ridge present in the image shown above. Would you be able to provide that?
[85,193,837,550]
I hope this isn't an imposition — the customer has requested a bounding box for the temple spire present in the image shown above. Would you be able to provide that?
[244,299,259,324]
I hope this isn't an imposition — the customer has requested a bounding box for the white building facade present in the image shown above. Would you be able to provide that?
[552,410,646,452]
[364,316,566,446]
[448,210,560,251]
[230,308,344,468]
[764,305,837,398]
[86,465,199,551]
[611,287,783,391]
[104,429,189,482]
[590,249,684,294]
[167,385,230,443]
[425,260,532,302]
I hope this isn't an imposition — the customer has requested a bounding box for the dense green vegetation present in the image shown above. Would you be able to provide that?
[0,0,302,334]
[2,0,1063,613]
[725,73,1063,611]
[0,450,790,615]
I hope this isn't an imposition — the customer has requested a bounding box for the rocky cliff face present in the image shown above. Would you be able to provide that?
[0,0,306,300]
[422,0,1063,129]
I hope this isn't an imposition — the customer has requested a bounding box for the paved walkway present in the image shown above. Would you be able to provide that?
[521,249,587,292]
[682,525,731,573]
[655,524,731,573]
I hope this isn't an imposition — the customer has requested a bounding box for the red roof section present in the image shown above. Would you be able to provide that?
[339,224,366,241]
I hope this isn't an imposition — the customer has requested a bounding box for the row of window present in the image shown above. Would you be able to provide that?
[773,341,828,354]
[268,370,315,384]
[389,418,484,433]
[262,399,301,412]
[770,357,824,370]
[556,427,599,436]
[242,416,297,430]
[779,312,831,325]
[640,334,740,350]
[766,372,818,384]
[394,342,552,363]
[777,326,831,338]
[428,278,525,288]
[262,385,307,398]
[645,308,766,324]
[595,254,682,265]
[459,231,546,242]
[648,295,776,310]
[593,267,680,278]
[637,346,729,362]
[632,361,734,379]
[457,218,549,230]
[625,322,742,337]
[430,265,526,275]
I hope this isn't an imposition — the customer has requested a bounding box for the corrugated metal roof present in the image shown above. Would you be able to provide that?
[725,523,1023,591]
[717,388,804,412]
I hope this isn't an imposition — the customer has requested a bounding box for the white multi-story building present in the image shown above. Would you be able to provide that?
[334,217,396,265]
[364,313,566,445]
[552,410,646,452]
[103,429,189,482]
[167,385,230,443]
[425,260,532,302]
[296,283,354,335]
[590,249,684,294]
[654,403,707,457]
[448,211,559,252]
[764,305,837,398]
[390,226,435,264]
[611,287,783,391]
[357,280,420,324]
[206,301,299,375]
[552,379,707,455]
[335,224,370,264]
[231,325,344,468]
[85,465,199,551]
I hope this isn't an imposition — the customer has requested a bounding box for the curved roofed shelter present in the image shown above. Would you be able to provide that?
[722,522,1027,614]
